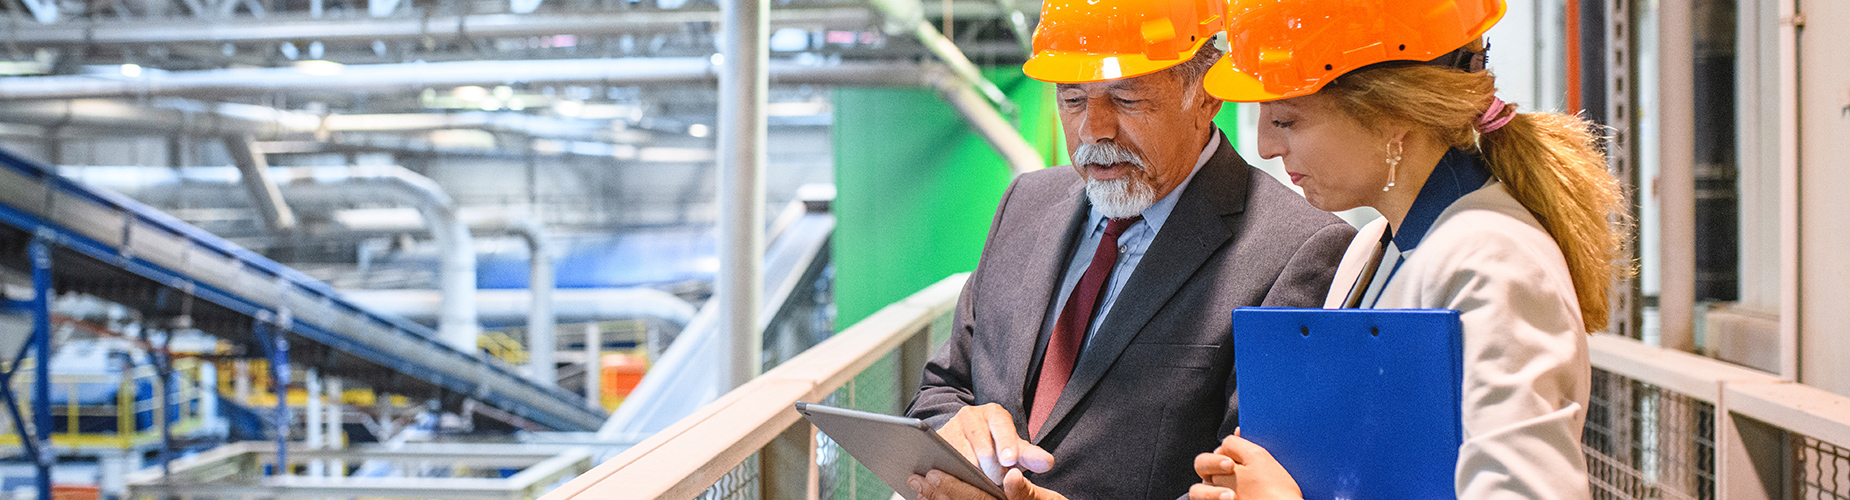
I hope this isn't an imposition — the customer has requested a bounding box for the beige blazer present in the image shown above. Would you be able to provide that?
[1324,181,1593,499]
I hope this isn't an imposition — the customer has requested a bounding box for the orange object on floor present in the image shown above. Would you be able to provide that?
[51,485,100,500]
[601,353,648,410]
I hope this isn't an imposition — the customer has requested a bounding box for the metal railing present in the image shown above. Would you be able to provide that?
[1584,334,1850,499]
[545,275,1850,500]
[542,274,963,500]
[124,441,593,499]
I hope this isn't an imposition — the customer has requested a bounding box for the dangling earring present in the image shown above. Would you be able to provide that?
[1383,139,1403,192]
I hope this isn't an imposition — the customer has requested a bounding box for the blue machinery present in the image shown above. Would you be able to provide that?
[0,148,608,494]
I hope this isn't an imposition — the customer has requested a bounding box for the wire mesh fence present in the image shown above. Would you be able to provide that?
[1797,435,1850,500]
[818,314,952,500]
[1583,367,1716,500]
[699,452,762,500]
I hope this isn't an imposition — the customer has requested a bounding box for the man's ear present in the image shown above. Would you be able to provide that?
[1196,95,1224,130]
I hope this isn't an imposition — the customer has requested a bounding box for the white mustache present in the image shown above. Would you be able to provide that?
[1071,141,1147,169]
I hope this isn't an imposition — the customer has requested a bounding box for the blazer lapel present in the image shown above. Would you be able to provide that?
[1033,132,1250,441]
[1003,177,1091,424]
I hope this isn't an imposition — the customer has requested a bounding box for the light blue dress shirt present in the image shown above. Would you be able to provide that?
[1040,131,1221,349]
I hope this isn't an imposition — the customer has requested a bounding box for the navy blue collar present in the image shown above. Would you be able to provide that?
[1391,149,1493,251]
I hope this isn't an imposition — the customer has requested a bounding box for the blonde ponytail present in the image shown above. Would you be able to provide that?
[1322,55,1632,331]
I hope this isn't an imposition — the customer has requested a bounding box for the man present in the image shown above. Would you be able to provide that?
[903,1,1357,499]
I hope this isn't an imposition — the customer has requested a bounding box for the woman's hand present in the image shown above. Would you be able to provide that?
[1189,433,1303,500]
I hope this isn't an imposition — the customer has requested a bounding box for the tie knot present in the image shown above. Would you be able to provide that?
[1103,216,1142,238]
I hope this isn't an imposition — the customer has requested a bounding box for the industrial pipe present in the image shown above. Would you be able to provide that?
[508,217,556,383]
[0,58,940,101]
[335,288,696,330]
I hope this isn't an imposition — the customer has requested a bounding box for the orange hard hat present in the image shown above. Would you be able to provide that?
[1023,0,1226,84]
[1204,0,1506,102]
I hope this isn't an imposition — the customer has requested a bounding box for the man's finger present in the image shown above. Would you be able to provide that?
[1002,468,1060,500]
[1015,444,1056,473]
[961,416,1004,484]
[1188,483,1236,500]
[1193,452,1236,480]
[984,409,1023,468]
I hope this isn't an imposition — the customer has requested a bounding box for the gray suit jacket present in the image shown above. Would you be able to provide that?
[906,132,1355,499]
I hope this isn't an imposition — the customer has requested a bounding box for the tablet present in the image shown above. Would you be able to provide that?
[794,402,1007,499]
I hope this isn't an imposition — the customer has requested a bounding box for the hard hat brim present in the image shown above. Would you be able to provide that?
[1202,57,1292,103]
[1024,37,1214,84]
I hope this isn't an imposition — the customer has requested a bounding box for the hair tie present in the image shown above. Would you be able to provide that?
[1477,97,1515,134]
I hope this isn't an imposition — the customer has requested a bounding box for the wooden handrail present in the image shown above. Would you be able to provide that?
[541,273,967,500]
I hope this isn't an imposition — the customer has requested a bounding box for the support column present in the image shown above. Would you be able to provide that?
[306,368,324,477]
[29,238,53,500]
[718,0,769,389]
[1658,0,1697,352]
[584,323,601,409]
[326,377,344,478]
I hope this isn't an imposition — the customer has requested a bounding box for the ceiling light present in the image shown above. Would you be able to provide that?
[293,60,344,76]
[119,64,142,78]
[709,53,724,66]
[452,86,489,101]
[687,124,709,138]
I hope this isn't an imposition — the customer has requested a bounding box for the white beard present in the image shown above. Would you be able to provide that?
[1085,177,1156,219]
[1072,141,1156,219]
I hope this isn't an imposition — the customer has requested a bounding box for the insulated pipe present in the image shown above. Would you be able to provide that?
[870,0,1017,116]
[0,7,881,47]
[0,99,321,138]
[719,0,769,389]
[0,59,940,101]
[335,288,697,330]
[930,71,1044,175]
[507,217,556,384]
[223,134,299,233]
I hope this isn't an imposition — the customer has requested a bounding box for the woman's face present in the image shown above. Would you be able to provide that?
[1256,95,1400,213]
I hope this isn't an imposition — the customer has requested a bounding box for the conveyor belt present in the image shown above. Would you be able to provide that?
[0,148,605,431]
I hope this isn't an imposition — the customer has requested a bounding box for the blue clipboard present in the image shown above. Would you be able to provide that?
[1231,307,1463,500]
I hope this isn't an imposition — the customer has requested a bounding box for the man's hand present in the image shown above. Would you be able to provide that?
[908,469,1067,500]
[1187,433,1302,500]
[937,404,1055,484]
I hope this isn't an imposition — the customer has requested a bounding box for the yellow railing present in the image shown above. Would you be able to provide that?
[542,274,965,499]
[0,357,207,450]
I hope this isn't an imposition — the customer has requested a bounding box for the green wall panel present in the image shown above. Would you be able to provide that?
[831,67,1238,328]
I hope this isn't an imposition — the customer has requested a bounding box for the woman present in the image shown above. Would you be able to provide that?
[1189,0,1627,498]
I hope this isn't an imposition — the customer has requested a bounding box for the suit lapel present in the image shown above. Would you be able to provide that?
[1003,177,1091,424]
[1033,132,1250,441]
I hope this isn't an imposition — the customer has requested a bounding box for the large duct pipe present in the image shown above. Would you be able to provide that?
[0,59,940,101]
[871,0,1017,116]
[375,169,480,352]
[508,217,556,383]
[223,134,299,233]
[336,288,695,330]
[0,99,321,138]
[1,7,883,47]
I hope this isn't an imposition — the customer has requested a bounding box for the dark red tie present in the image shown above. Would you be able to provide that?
[1028,216,1142,437]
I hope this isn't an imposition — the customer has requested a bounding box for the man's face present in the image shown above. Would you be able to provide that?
[1057,68,1221,217]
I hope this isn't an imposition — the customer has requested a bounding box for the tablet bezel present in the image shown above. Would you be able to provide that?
[794,402,1009,499]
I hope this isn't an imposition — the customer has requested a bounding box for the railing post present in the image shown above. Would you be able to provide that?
[897,326,931,415]
[1720,407,1793,499]
[761,422,818,500]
